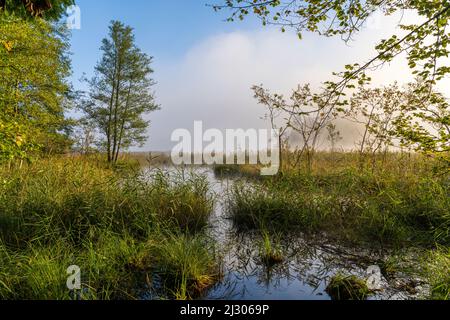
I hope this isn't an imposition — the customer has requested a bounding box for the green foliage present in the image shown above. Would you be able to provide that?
[347,83,404,155]
[0,158,214,246]
[258,230,283,267]
[0,17,72,163]
[394,81,450,163]
[146,170,214,232]
[0,233,155,300]
[0,241,75,299]
[213,163,261,178]
[81,20,159,164]
[0,0,74,20]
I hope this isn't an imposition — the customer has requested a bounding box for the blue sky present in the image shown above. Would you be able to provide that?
[68,1,441,152]
[70,0,259,87]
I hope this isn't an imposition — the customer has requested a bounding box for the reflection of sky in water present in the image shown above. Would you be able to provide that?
[142,167,427,301]
[205,232,333,301]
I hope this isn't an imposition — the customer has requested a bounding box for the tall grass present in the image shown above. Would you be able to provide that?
[0,240,74,300]
[152,233,221,300]
[0,157,218,299]
[326,273,372,300]
[227,152,449,299]
[144,170,214,232]
[425,247,450,300]
[228,157,449,246]
[0,158,215,245]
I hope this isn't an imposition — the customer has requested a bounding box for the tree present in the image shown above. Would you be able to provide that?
[71,118,99,155]
[81,21,158,164]
[326,123,343,153]
[344,80,449,166]
[253,84,338,171]
[254,85,293,174]
[213,1,450,88]
[394,80,450,164]
[0,17,72,163]
[213,1,450,163]
[346,84,404,163]
[0,0,74,20]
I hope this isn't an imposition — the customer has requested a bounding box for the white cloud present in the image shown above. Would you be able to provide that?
[144,17,449,151]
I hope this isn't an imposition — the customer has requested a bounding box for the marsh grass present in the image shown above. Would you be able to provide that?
[425,247,450,300]
[228,167,449,246]
[144,170,214,232]
[126,152,173,167]
[227,152,449,299]
[326,273,372,300]
[0,240,74,300]
[258,230,284,267]
[0,233,155,300]
[152,233,221,300]
[0,157,217,299]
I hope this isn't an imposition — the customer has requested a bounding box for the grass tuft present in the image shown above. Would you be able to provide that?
[258,230,284,267]
[326,273,372,300]
[152,233,221,300]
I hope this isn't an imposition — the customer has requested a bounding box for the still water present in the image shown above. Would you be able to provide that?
[145,167,428,300]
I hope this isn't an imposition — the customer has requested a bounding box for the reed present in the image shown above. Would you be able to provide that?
[0,157,217,299]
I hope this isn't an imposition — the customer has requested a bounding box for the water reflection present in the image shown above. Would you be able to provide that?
[143,166,427,301]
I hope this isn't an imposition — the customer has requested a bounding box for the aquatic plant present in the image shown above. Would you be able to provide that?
[326,273,372,300]
[258,230,284,267]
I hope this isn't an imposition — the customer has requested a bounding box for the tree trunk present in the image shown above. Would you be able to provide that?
[115,82,132,163]
[359,104,376,169]
[278,132,283,175]
[106,62,118,164]
[112,66,122,165]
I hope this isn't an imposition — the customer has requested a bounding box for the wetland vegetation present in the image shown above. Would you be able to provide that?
[0,0,449,302]
[0,153,448,300]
